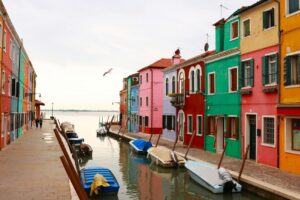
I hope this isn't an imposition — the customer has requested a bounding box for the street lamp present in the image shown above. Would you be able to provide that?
[51,102,54,119]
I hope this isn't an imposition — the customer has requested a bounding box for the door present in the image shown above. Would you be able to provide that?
[249,115,256,160]
[216,117,224,152]
[142,117,145,133]
[178,112,184,141]
[2,115,6,147]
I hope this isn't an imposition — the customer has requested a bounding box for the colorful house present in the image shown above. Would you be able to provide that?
[128,74,139,132]
[161,50,182,141]
[120,78,128,128]
[175,51,213,148]
[205,12,241,158]
[138,58,173,134]
[239,0,279,167]
[278,0,300,175]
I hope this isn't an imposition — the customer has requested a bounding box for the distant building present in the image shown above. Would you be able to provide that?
[120,78,128,129]
[128,73,139,133]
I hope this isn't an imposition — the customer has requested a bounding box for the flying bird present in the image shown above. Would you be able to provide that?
[103,68,113,76]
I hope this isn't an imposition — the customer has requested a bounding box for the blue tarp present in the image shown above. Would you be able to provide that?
[132,139,152,152]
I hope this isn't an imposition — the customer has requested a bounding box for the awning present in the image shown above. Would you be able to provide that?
[277,106,300,116]
[35,99,45,106]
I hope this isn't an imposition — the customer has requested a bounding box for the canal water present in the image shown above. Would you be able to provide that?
[47,111,265,200]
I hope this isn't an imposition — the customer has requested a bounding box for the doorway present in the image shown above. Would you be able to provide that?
[246,114,256,160]
[178,110,185,141]
[216,117,224,152]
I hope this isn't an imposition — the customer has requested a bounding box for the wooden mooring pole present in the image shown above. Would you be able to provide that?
[217,142,228,169]
[238,144,250,182]
[155,133,161,147]
[184,130,196,159]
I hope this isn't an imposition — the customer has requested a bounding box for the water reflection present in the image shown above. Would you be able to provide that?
[49,111,264,200]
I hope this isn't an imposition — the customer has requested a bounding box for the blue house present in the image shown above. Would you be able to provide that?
[129,75,139,133]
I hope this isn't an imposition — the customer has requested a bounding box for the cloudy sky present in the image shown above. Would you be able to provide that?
[3,0,257,110]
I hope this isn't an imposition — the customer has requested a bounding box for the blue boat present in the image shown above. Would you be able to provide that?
[68,138,84,145]
[81,167,120,196]
[129,139,152,155]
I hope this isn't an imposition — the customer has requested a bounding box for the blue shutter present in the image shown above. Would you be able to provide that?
[284,56,291,86]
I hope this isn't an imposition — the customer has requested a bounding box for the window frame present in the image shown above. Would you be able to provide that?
[3,30,6,52]
[242,18,251,38]
[165,77,169,96]
[284,52,300,87]
[146,96,148,107]
[261,115,276,148]
[195,65,202,93]
[208,72,216,95]
[286,0,300,17]
[172,75,176,94]
[284,117,300,155]
[226,116,239,139]
[228,67,238,93]
[187,114,193,135]
[230,20,239,41]
[1,70,5,95]
[146,73,148,82]
[196,115,203,136]
[263,8,275,30]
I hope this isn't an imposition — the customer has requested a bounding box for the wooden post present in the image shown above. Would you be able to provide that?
[60,156,89,200]
[238,144,250,182]
[107,115,115,132]
[184,130,196,159]
[172,125,181,151]
[54,129,80,179]
[117,126,122,136]
[71,144,81,177]
[217,142,228,169]
[148,132,153,142]
[155,133,161,147]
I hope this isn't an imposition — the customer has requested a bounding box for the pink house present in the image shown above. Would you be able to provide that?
[138,53,182,134]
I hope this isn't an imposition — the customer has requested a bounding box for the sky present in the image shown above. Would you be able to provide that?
[3,0,257,110]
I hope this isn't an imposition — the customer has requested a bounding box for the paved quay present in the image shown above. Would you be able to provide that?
[110,125,300,200]
[0,120,71,200]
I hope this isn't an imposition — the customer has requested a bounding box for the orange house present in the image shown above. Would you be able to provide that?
[278,0,300,175]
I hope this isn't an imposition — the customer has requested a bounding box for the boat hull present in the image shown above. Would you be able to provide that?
[129,140,152,155]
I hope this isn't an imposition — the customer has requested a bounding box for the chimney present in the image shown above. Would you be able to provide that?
[213,18,225,53]
[172,49,181,65]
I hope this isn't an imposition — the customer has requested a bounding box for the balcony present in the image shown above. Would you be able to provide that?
[170,93,184,108]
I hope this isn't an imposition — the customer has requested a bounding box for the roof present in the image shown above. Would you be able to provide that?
[35,100,45,106]
[138,58,184,72]
[235,0,269,16]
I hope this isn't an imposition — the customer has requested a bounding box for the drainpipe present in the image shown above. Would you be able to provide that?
[16,41,22,138]
[150,68,153,134]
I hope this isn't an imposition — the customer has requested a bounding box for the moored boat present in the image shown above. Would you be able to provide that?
[68,138,84,146]
[96,126,107,135]
[185,160,242,194]
[81,166,120,196]
[129,139,152,155]
[78,143,93,157]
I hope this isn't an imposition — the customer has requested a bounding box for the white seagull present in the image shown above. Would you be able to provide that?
[103,68,113,76]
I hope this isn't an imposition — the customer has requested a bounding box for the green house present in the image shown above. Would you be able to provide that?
[204,13,241,159]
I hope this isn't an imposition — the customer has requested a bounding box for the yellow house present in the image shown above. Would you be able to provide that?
[278,0,300,175]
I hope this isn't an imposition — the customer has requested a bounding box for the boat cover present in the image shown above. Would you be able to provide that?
[81,167,120,195]
[90,173,110,196]
[148,146,185,162]
[132,139,152,152]
[185,160,224,186]
[68,138,84,145]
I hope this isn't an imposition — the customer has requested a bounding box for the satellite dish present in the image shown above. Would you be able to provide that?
[204,43,209,52]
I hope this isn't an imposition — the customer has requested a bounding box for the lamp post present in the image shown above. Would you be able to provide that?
[51,102,54,119]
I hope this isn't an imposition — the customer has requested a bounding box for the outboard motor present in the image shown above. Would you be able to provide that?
[218,168,237,193]
[170,151,179,168]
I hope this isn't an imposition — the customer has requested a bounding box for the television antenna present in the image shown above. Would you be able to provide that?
[220,4,228,18]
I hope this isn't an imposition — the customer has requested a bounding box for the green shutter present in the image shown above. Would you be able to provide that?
[276,53,279,84]
[250,59,254,87]
[271,8,275,27]
[284,57,291,86]
[240,62,245,88]
[262,56,267,85]
[263,11,267,29]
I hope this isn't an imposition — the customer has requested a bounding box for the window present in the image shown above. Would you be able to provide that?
[163,115,166,129]
[292,119,300,151]
[196,68,201,92]
[8,76,11,96]
[9,40,12,59]
[262,54,278,85]
[131,95,134,106]
[163,115,175,130]
[139,116,142,126]
[140,75,142,84]
[196,115,202,135]
[1,70,5,94]
[206,117,216,135]
[284,54,300,86]
[243,19,251,37]
[190,70,195,93]
[287,0,300,15]
[3,31,6,52]
[226,117,239,139]
[229,68,238,92]
[146,97,148,106]
[145,116,149,127]
[230,21,239,40]
[172,76,176,93]
[263,8,275,29]
[140,97,142,107]
[179,72,185,94]
[262,117,275,146]
[146,73,148,82]
[241,60,254,87]
[11,78,15,96]
[165,78,169,95]
[187,115,192,134]
[208,73,215,94]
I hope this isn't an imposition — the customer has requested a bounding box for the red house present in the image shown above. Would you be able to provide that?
[119,78,127,129]
[173,51,213,148]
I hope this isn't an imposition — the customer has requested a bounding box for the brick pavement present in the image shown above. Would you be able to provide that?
[111,125,300,200]
[0,120,71,200]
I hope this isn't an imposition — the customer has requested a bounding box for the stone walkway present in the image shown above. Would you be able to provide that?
[111,125,300,200]
[0,120,71,200]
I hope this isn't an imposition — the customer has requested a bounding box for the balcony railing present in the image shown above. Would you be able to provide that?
[170,93,184,108]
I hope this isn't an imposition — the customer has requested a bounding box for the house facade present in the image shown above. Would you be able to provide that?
[128,73,139,132]
[138,58,172,134]
[205,14,242,159]
[239,0,279,167]
[120,78,128,129]
[278,0,300,174]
